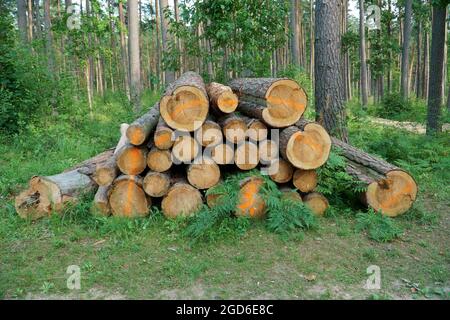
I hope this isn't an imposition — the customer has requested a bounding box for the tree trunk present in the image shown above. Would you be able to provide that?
[426,5,447,134]
[92,185,111,216]
[234,141,259,171]
[118,1,130,97]
[229,78,307,128]
[293,169,318,193]
[236,176,266,219]
[194,119,223,147]
[290,0,300,66]
[147,146,173,172]
[154,117,174,150]
[315,0,348,141]
[17,0,28,42]
[171,135,200,164]
[206,82,238,114]
[187,158,221,189]
[358,0,368,107]
[143,171,171,197]
[109,175,150,217]
[218,114,248,144]
[27,0,33,41]
[126,102,160,145]
[400,0,413,99]
[116,144,148,175]
[161,179,203,218]
[303,192,329,216]
[268,159,294,184]
[128,0,141,112]
[159,0,175,85]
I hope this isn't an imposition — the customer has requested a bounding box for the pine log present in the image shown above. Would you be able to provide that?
[208,143,235,165]
[15,149,114,219]
[147,146,173,172]
[218,114,248,144]
[160,71,209,132]
[126,102,160,145]
[206,82,238,114]
[93,123,130,186]
[235,176,266,219]
[267,159,294,184]
[331,137,418,216]
[280,188,303,202]
[292,169,318,193]
[235,141,259,170]
[116,144,148,175]
[161,179,203,218]
[92,185,111,216]
[303,192,329,216]
[280,121,331,169]
[109,175,150,217]
[258,139,279,163]
[194,119,223,147]
[244,117,268,142]
[229,78,307,127]
[171,134,200,163]
[154,117,174,150]
[143,171,171,197]
[187,157,221,189]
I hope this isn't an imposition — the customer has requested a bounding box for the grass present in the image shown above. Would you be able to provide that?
[0,93,449,299]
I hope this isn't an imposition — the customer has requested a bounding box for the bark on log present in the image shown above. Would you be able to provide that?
[109,175,150,217]
[194,119,223,147]
[235,176,266,219]
[332,137,418,216]
[143,171,171,197]
[160,71,209,132]
[218,114,248,144]
[206,82,238,114]
[235,141,259,170]
[126,102,160,145]
[92,185,111,216]
[15,149,114,219]
[147,146,173,172]
[116,144,148,175]
[303,192,329,216]
[187,157,221,189]
[293,169,318,193]
[154,117,174,150]
[229,78,307,128]
[280,187,303,202]
[161,179,203,218]
[93,123,129,186]
[280,120,331,169]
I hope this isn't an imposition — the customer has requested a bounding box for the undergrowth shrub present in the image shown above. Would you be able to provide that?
[355,210,403,242]
[374,93,412,120]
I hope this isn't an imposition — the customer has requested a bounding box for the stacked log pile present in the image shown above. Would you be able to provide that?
[15,72,418,220]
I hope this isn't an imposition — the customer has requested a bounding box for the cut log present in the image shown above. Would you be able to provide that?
[116,144,148,175]
[218,114,248,144]
[159,71,209,132]
[147,146,173,172]
[280,188,303,202]
[209,143,235,165]
[161,179,203,218]
[187,158,221,189]
[205,192,224,208]
[229,78,307,128]
[94,123,130,186]
[171,134,200,163]
[267,159,294,184]
[109,175,150,217]
[194,119,223,147]
[245,117,268,142]
[235,141,259,170]
[15,149,114,219]
[236,176,266,219]
[292,169,318,193]
[332,137,418,217]
[280,122,331,169]
[303,192,329,216]
[143,171,171,197]
[154,117,174,150]
[92,185,111,216]
[206,82,238,114]
[258,139,279,163]
[126,102,160,145]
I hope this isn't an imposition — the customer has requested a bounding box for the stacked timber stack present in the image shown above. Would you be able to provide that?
[15,72,418,221]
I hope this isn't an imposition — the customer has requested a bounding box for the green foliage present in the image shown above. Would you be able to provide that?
[278,65,314,110]
[355,210,403,243]
[373,92,413,120]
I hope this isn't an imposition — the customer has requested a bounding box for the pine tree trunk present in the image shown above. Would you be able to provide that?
[128,0,141,113]
[358,0,369,107]
[400,0,412,99]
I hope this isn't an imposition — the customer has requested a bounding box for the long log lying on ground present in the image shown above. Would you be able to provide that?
[229,78,307,128]
[280,120,331,169]
[331,137,418,217]
[126,102,160,145]
[160,71,209,132]
[15,149,114,219]
[154,117,174,150]
[161,178,203,218]
[109,175,150,217]
[93,123,130,186]
[206,82,238,114]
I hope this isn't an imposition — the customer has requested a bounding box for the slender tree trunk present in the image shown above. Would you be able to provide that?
[128,0,141,112]
[422,31,430,99]
[426,5,447,134]
[34,0,41,40]
[416,21,422,98]
[315,0,348,142]
[17,0,28,42]
[359,0,368,107]
[118,1,130,97]
[27,0,33,41]
[400,0,412,99]
[290,0,300,66]
[44,0,56,113]
[310,0,314,86]
[159,0,175,84]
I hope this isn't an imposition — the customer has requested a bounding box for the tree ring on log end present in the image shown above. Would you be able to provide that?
[160,86,209,132]
[147,148,172,172]
[187,159,221,189]
[143,172,171,197]
[217,91,238,113]
[286,123,331,169]
[236,177,266,219]
[366,170,418,217]
[109,177,150,218]
[303,192,329,216]
[161,183,203,218]
[116,146,147,175]
[263,79,307,127]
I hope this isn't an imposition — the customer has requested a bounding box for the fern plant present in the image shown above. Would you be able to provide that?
[355,209,403,243]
